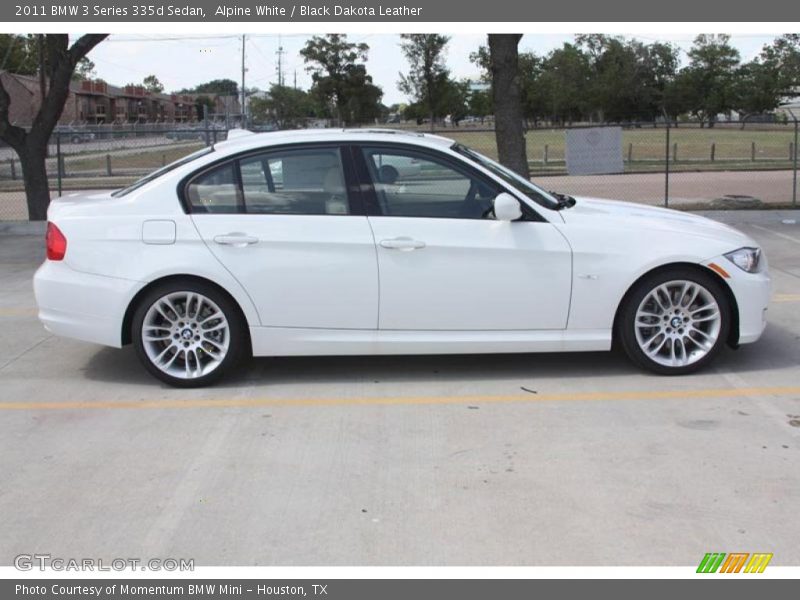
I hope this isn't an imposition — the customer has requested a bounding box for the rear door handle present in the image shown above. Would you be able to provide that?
[213,233,259,247]
[379,237,426,251]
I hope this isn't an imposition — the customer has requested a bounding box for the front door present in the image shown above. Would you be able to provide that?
[358,145,572,331]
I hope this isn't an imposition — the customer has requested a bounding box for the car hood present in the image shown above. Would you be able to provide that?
[558,196,755,247]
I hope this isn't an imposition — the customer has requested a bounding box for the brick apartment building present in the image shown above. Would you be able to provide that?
[0,71,240,126]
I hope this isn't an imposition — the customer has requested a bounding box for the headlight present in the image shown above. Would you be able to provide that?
[724,247,761,273]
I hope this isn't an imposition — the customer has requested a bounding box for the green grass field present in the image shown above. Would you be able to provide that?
[443,127,798,164]
[62,142,206,174]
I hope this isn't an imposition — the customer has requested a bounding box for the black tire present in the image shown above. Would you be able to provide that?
[617,267,731,375]
[132,279,248,387]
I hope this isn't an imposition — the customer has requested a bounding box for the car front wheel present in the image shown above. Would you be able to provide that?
[132,281,247,387]
[618,269,731,375]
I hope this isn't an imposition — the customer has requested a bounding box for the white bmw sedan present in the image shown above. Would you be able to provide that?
[34,129,771,387]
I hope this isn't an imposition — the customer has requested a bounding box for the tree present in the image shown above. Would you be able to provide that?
[467,88,492,122]
[340,69,384,124]
[579,36,639,121]
[71,57,95,81]
[179,78,239,96]
[436,78,470,126]
[538,43,591,125]
[398,34,451,130]
[194,95,215,120]
[250,84,316,128]
[680,34,740,126]
[469,45,491,80]
[401,102,426,124]
[734,60,785,124]
[663,71,695,121]
[574,36,679,122]
[0,34,107,220]
[751,34,800,117]
[472,46,545,125]
[517,52,547,126]
[475,36,679,125]
[761,34,800,91]
[0,34,38,75]
[300,34,382,125]
[488,34,529,178]
[142,74,164,93]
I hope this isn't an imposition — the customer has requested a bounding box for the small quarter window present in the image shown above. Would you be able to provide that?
[185,162,241,214]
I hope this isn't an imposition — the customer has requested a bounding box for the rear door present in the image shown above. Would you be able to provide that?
[188,145,379,330]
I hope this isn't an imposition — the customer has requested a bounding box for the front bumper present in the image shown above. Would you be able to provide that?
[33,260,140,348]
[703,257,771,345]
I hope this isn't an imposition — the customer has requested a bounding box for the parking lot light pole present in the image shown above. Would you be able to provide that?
[790,109,798,208]
[662,110,670,208]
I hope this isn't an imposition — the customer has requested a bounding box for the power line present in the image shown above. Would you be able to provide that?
[103,34,242,43]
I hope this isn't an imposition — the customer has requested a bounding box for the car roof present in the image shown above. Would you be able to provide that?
[211,128,457,155]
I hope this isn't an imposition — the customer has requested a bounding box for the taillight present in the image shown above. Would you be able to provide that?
[46,222,67,261]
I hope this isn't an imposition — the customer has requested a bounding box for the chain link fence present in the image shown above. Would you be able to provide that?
[0,126,227,220]
[0,120,797,220]
[412,119,799,210]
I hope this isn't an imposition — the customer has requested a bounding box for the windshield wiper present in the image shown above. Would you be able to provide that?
[549,191,577,210]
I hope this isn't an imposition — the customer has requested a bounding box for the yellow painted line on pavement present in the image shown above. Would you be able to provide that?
[773,294,800,303]
[1,386,799,411]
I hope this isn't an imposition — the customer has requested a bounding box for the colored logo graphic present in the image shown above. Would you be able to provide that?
[697,552,773,573]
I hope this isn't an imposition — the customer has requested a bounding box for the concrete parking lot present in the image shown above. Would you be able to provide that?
[0,210,798,566]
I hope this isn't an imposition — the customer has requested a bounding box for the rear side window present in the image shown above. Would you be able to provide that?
[184,147,351,215]
[185,163,242,213]
[240,148,349,215]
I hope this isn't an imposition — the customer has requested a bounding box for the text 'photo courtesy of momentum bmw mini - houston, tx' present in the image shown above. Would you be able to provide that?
[33,128,771,387]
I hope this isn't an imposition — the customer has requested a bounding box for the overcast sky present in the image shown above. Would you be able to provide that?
[86,33,779,105]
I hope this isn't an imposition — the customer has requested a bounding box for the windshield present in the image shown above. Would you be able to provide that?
[452,143,559,210]
[111,146,215,197]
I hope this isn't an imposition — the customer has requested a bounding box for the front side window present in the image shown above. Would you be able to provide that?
[452,143,558,210]
[185,162,241,213]
[239,148,349,215]
[360,147,499,219]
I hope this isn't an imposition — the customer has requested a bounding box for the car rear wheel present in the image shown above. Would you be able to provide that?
[618,269,731,375]
[132,280,247,387]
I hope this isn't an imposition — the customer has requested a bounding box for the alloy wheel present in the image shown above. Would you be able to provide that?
[633,280,722,368]
[141,291,230,380]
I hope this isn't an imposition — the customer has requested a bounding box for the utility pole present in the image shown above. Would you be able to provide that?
[240,34,247,127]
[293,70,297,90]
[276,35,285,87]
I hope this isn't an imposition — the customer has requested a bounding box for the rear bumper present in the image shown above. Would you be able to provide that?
[33,260,139,348]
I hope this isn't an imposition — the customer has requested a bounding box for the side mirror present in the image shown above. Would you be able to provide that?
[493,192,523,221]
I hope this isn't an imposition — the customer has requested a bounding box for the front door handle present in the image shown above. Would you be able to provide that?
[213,233,259,247]
[379,237,426,251]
